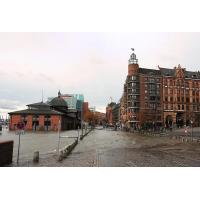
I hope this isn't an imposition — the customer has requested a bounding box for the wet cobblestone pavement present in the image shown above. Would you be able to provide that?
[14,128,200,167]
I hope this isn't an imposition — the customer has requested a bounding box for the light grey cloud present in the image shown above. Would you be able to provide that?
[0,32,200,114]
[0,99,25,110]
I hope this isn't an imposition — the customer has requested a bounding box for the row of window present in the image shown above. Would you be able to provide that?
[128,82,139,88]
[129,75,137,81]
[128,108,139,113]
[128,88,140,94]
[164,88,200,95]
[164,96,200,103]
[21,115,51,121]
[144,77,161,82]
[164,104,200,111]
[145,90,160,95]
[145,103,161,109]
[128,95,139,100]
[164,80,200,88]
[128,102,139,107]
[145,83,160,90]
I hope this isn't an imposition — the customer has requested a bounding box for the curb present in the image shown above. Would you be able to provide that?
[170,135,200,144]
[136,132,169,137]
[58,139,78,161]
[80,128,94,141]
[58,128,94,161]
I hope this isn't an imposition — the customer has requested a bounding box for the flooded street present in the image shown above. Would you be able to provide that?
[0,127,79,164]
[13,128,200,167]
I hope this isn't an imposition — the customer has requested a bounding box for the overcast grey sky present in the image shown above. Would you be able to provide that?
[0,32,200,116]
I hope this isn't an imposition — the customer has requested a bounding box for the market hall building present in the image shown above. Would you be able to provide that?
[9,92,81,132]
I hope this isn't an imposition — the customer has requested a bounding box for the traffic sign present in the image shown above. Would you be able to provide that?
[17,122,25,130]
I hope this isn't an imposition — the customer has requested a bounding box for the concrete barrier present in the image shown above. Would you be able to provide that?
[80,128,93,141]
[58,139,78,161]
[0,140,14,166]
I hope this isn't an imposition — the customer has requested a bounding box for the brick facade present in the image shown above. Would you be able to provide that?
[9,114,61,132]
[120,50,200,129]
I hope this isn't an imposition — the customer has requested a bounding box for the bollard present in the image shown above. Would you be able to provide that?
[33,151,39,163]
[58,150,64,162]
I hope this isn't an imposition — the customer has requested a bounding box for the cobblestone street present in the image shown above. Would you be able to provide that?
[16,128,200,167]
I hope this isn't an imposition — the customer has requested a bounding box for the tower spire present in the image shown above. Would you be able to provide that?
[58,90,61,98]
[129,48,138,64]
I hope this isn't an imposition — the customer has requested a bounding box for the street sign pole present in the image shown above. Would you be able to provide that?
[17,130,21,166]
[16,121,25,166]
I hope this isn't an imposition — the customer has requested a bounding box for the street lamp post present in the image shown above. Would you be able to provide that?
[81,101,83,137]
[191,120,193,142]
[57,119,61,153]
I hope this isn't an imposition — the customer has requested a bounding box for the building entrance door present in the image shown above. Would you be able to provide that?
[165,115,173,129]
[176,112,184,128]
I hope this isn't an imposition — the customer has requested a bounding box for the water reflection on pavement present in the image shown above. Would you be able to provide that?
[0,127,79,164]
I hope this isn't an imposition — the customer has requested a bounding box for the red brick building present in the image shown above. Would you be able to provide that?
[9,92,80,132]
[120,49,200,129]
[106,102,116,125]
[83,102,91,122]
[83,102,105,125]
[160,65,200,127]
[94,111,106,125]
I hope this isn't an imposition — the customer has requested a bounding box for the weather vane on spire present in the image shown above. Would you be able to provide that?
[131,48,134,51]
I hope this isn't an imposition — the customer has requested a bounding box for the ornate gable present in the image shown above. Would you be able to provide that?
[175,64,185,78]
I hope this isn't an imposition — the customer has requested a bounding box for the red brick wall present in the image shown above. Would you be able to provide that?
[128,63,139,76]
[39,115,44,127]
[51,115,60,131]
[83,102,92,122]
[94,111,106,124]
[9,115,21,130]
[26,115,32,130]
[106,106,113,125]
[9,114,62,132]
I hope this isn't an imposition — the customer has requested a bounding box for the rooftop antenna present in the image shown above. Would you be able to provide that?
[42,89,44,103]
